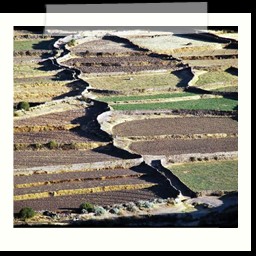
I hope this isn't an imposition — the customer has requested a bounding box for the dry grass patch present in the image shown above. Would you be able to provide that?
[85,71,188,93]
[14,183,156,201]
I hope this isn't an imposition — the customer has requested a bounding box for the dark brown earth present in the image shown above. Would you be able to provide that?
[14,168,147,184]
[113,117,238,137]
[64,37,183,74]
[14,188,171,212]
[129,137,238,156]
[14,108,86,127]
[15,177,153,195]
[63,55,179,74]
[14,149,124,169]
[14,163,176,213]
[14,130,93,144]
[72,38,139,54]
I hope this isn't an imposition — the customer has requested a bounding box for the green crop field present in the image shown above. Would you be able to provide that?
[169,160,238,192]
[14,39,54,51]
[99,92,196,103]
[112,97,238,111]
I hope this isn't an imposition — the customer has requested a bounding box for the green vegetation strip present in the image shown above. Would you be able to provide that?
[14,39,53,51]
[99,92,196,103]
[169,160,238,192]
[112,98,238,111]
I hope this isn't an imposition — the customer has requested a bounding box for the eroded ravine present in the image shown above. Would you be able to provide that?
[52,34,197,199]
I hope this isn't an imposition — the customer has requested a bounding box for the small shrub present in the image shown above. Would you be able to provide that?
[69,142,77,150]
[126,202,138,212]
[136,201,146,208]
[144,201,154,209]
[104,205,111,211]
[136,200,154,209]
[127,205,138,213]
[79,203,95,213]
[34,143,43,150]
[94,206,106,216]
[17,101,30,111]
[47,140,58,149]
[155,198,166,204]
[25,50,32,56]
[112,204,123,210]
[19,207,36,220]
[74,62,81,68]
[14,144,26,151]
[67,39,76,47]
[167,198,175,205]
[109,208,120,215]
[190,156,196,162]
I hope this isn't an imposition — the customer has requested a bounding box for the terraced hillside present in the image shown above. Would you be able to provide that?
[14,162,178,212]
[124,32,238,69]
[13,32,88,103]
[63,36,183,75]
[14,28,238,227]
[112,116,237,158]
[122,31,238,94]
[14,31,182,214]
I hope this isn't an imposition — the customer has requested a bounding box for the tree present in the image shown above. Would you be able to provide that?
[19,207,36,220]
[17,101,30,111]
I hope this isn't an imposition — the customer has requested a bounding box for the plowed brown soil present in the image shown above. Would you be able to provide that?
[14,108,85,127]
[130,137,238,156]
[14,130,92,144]
[14,150,124,169]
[63,55,179,74]
[113,117,238,137]
[14,188,170,212]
